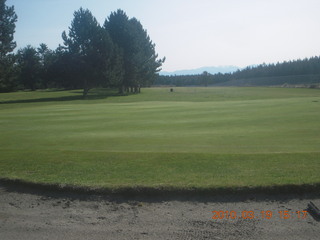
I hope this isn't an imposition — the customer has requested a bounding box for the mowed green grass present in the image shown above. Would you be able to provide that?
[0,87,319,189]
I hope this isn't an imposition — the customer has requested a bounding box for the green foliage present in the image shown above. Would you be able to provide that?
[157,56,320,86]
[0,0,17,92]
[129,18,165,88]
[1,6,164,94]
[104,10,134,93]
[0,0,17,58]
[62,8,114,97]
[56,8,165,96]
[0,53,16,92]
[104,9,165,94]
[46,45,82,89]
[16,45,41,90]
[37,43,55,88]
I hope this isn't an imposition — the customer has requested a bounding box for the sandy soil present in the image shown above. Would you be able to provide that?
[0,182,320,240]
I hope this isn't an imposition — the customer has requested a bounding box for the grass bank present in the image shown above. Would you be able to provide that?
[0,151,319,189]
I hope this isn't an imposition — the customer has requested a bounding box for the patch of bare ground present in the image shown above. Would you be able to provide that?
[1,181,320,239]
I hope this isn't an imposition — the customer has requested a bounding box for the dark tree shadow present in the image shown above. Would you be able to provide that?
[1,178,320,204]
[0,89,126,104]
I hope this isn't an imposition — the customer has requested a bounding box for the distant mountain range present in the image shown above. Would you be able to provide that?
[160,66,239,76]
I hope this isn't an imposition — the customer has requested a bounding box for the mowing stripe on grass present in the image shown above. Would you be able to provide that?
[1,87,320,190]
[0,150,319,189]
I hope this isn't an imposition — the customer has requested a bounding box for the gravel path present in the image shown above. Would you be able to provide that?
[0,183,320,240]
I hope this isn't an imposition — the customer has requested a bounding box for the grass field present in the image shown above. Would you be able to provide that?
[0,87,319,190]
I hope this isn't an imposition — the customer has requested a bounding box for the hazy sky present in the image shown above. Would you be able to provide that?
[7,0,320,72]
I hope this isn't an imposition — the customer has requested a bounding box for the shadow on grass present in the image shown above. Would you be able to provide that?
[1,177,320,203]
[0,88,127,104]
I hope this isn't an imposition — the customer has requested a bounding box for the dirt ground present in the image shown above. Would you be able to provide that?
[1,182,320,240]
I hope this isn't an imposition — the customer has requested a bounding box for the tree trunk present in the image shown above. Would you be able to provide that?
[118,85,125,94]
[83,87,90,98]
[31,83,36,91]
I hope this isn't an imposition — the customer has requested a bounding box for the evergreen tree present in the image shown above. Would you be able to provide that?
[16,45,41,91]
[104,10,132,94]
[62,8,113,97]
[0,0,17,92]
[104,9,164,94]
[37,43,55,88]
[129,17,165,92]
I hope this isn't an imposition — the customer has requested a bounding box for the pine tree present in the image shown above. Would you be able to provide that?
[16,45,41,91]
[62,8,113,97]
[104,10,132,94]
[37,43,55,88]
[0,0,17,92]
[129,17,165,92]
[104,10,164,94]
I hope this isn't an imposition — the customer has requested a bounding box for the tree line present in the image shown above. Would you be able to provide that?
[0,0,164,96]
[156,57,320,87]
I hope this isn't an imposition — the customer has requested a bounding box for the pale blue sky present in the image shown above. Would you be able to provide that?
[7,0,320,71]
